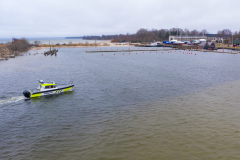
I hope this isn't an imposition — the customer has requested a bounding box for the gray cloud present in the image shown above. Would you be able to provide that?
[1,0,240,38]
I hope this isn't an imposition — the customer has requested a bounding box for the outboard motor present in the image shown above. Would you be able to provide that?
[23,90,31,98]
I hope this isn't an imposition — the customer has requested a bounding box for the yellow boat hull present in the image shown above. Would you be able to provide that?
[30,86,74,98]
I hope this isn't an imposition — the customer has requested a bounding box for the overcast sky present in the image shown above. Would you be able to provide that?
[1,0,240,38]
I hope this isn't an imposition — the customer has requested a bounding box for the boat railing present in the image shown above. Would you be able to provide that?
[57,81,74,88]
[68,81,74,85]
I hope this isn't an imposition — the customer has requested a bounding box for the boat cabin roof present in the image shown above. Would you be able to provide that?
[39,80,57,86]
[39,83,57,86]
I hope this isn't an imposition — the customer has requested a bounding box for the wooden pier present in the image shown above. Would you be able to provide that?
[85,48,239,54]
[85,48,173,53]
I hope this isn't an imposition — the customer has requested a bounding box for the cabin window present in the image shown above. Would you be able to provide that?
[44,85,56,89]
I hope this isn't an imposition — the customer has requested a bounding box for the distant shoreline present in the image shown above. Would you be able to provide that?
[30,43,131,51]
[65,37,83,39]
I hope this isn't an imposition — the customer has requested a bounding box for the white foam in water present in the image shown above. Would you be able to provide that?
[0,96,25,105]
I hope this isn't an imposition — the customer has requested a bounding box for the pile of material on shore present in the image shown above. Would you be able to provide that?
[0,38,31,61]
[0,46,20,60]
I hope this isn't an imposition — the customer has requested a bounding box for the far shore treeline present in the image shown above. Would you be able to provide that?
[83,28,240,43]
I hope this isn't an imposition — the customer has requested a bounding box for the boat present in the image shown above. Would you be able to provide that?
[174,41,185,44]
[163,41,172,44]
[23,80,74,98]
[145,41,162,47]
[170,40,177,44]
[192,40,200,44]
[199,39,207,43]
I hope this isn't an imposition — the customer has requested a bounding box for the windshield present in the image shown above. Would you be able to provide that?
[37,84,42,89]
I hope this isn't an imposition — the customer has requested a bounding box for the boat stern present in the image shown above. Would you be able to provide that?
[23,90,31,98]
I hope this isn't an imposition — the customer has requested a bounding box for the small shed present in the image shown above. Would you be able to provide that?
[233,40,240,47]
[207,42,215,50]
[198,42,215,50]
[198,42,206,49]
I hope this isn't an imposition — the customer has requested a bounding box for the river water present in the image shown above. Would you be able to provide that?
[1,47,240,159]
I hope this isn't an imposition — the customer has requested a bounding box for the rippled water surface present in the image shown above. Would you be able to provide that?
[1,47,240,159]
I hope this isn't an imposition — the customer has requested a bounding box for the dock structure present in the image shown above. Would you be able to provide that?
[85,48,239,54]
[85,48,173,53]
[44,49,58,56]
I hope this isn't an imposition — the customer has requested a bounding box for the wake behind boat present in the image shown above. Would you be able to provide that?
[23,80,74,98]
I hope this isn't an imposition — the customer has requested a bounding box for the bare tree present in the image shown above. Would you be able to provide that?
[190,29,199,36]
[222,29,232,36]
[233,31,239,41]
[34,41,41,46]
[199,29,208,36]
[184,29,190,36]
[7,38,30,52]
